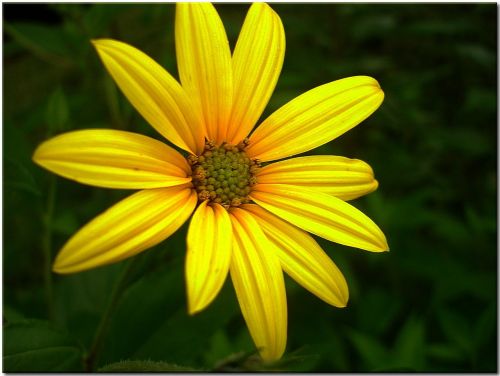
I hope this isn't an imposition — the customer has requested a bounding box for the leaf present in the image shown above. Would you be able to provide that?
[3,121,42,198]
[53,262,124,348]
[261,348,323,372]
[210,348,316,372]
[98,255,186,365]
[133,283,239,366]
[437,308,473,356]
[473,304,496,350]
[3,22,73,67]
[3,305,25,323]
[82,4,129,37]
[426,343,464,363]
[392,316,426,370]
[455,44,496,68]
[204,330,232,367]
[211,350,260,372]
[98,360,201,372]
[50,210,80,236]
[4,157,42,197]
[346,328,388,370]
[355,288,401,336]
[94,225,240,368]
[3,319,83,372]
[45,88,70,134]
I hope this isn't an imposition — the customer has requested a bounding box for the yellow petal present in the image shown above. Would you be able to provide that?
[92,39,204,154]
[243,204,348,307]
[186,201,232,315]
[250,184,388,252]
[227,3,285,144]
[247,76,384,162]
[53,187,197,274]
[176,3,232,143]
[256,155,378,201]
[33,129,191,189]
[229,208,287,361]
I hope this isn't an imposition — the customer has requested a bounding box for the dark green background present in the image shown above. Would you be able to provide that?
[3,3,497,372]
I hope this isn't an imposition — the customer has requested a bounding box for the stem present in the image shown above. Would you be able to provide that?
[42,176,56,321]
[84,258,136,372]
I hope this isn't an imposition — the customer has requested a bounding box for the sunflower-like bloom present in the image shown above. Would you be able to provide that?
[33,3,388,361]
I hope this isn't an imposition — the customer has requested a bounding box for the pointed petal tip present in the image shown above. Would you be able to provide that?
[32,139,53,165]
[326,293,348,308]
[91,38,110,46]
[361,75,382,89]
[91,39,116,53]
[329,289,349,308]
[339,291,349,307]
[187,303,202,316]
[249,2,279,19]
[361,76,384,100]
[378,88,385,103]
[374,242,389,253]
[90,39,105,49]
[372,82,385,104]
[52,260,69,274]
[382,236,390,251]
[186,294,210,316]
[32,146,42,164]
[376,242,390,252]
[371,227,389,252]
[52,253,83,274]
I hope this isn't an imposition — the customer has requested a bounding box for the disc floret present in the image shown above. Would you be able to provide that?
[189,140,260,207]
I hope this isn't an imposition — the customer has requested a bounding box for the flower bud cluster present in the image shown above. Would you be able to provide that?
[189,140,260,208]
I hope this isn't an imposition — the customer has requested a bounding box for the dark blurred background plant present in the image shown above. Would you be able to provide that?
[3,3,496,372]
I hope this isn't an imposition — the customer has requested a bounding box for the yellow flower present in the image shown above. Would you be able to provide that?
[33,3,388,362]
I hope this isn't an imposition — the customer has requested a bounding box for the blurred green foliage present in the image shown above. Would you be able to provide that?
[3,3,496,372]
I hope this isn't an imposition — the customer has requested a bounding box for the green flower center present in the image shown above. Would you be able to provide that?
[188,140,260,208]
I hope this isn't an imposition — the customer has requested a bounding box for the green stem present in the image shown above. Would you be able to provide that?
[42,176,56,321]
[84,258,136,372]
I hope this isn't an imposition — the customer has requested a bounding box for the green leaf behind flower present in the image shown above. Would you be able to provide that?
[3,319,83,372]
[98,359,201,372]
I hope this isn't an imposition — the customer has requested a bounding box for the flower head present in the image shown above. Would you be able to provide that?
[33,3,388,362]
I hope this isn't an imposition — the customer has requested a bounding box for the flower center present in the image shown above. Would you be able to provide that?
[188,140,260,208]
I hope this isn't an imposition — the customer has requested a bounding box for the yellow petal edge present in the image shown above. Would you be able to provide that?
[93,39,204,154]
[257,155,378,201]
[186,201,232,315]
[251,184,389,252]
[229,208,287,362]
[244,204,348,307]
[228,2,285,144]
[53,187,197,274]
[176,3,233,143]
[33,129,191,189]
[247,76,384,162]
